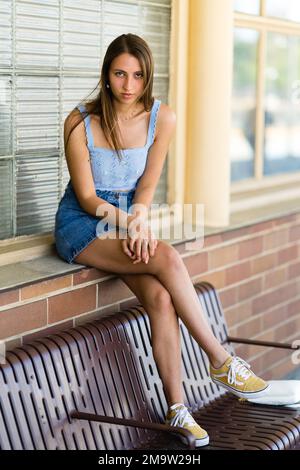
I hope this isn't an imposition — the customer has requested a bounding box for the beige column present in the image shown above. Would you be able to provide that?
[168,0,189,208]
[185,0,234,227]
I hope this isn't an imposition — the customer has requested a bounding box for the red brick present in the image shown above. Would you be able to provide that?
[48,285,96,323]
[263,340,299,380]
[264,266,286,290]
[224,300,252,328]
[237,342,263,358]
[234,343,250,358]
[263,357,295,380]
[176,239,206,255]
[174,241,189,254]
[74,304,120,326]
[227,325,237,337]
[222,227,253,242]
[98,278,133,306]
[238,278,262,302]
[221,221,273,243]
[238,236,263,260]
[73,267,108,285]
[209,244,239,270]
[23,319,73,344]
[262,304,287,330]
[253,281,298,315]
[288,261,300,280]
[21,275,72,300]
[0,300,47,340]
[261,348,289,377]
[275,317,300,342]
[120,298,140,310]
[251,253,277,275]
[249,356,263,375]
[225,260,252,285]
[0,289,19,307]
[197,269,226,289]
[219,285,238,309]
[277,245,298,265]
[203,233,223,248]
[255,328,276,343]
[183,251,208,276]
[262,346,287,367]
[236,316,261,338]
[274,214,298,227]
[263,228,288,251]
[287,298,300,316]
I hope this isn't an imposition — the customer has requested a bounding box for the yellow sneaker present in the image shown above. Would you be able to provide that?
[165,403,209,447]
[210,355,269,399]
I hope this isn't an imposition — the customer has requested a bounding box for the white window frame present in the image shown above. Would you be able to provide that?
[232,0,300,196]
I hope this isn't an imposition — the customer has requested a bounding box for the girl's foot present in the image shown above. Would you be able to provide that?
[165,403,209,447]
[210,356,269,399]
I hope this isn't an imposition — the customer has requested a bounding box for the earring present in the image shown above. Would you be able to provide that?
[106,83,110,88]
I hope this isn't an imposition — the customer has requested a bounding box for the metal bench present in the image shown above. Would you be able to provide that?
[1,281,300,450]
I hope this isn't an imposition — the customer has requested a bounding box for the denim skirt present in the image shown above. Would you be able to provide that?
[54,181,135,264]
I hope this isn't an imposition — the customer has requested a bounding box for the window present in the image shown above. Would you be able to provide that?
[0,0,171,240]
[231,29,259,182]
[231,1,300,183]
[234,0,260,16]
[265,33,300,175]
[265,0,300,23]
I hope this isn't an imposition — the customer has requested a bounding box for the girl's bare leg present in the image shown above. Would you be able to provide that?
[74,236,230,369]
[119,272,184,407]
[155,255,230,368]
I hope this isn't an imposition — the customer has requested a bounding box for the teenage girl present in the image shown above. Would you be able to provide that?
[54,33,269,448]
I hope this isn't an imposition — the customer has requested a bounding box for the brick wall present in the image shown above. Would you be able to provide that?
[1,211,299,380]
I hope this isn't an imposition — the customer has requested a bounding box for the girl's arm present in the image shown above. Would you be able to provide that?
[131,104,176,217]
[126,104,177,264]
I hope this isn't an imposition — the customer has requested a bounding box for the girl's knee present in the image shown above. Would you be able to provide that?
[149,286,173,312]
[155,241,182,270]
[137,273,173,313]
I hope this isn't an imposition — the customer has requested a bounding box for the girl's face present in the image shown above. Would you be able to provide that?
[108,53,145,104]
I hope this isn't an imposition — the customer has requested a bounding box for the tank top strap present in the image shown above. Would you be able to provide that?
[147,98,162,146]
[76,103,94,148]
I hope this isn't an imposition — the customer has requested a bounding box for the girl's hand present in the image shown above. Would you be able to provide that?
[127,217,158,264]
[121,235,158,264]
[121,237,136,260]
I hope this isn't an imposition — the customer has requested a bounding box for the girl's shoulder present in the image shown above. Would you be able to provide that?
[157,101,176,119]
[155,101,176,139]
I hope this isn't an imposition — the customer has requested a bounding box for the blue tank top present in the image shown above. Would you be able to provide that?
[76,98,161,191]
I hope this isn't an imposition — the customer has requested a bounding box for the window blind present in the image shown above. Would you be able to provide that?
[0,0,171,239]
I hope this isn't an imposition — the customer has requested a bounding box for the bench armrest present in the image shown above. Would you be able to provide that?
[70,410,196,449]
[226,336,300,350]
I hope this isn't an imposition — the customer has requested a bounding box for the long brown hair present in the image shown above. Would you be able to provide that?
[65,33,155,162]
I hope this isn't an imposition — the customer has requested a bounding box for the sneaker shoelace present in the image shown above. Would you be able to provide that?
[228,356,252,385]
[169,406,196,428]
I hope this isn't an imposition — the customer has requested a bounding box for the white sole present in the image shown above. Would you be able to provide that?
[211,377,270,399]
[183,435,209,447]
[170,431,210,447]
